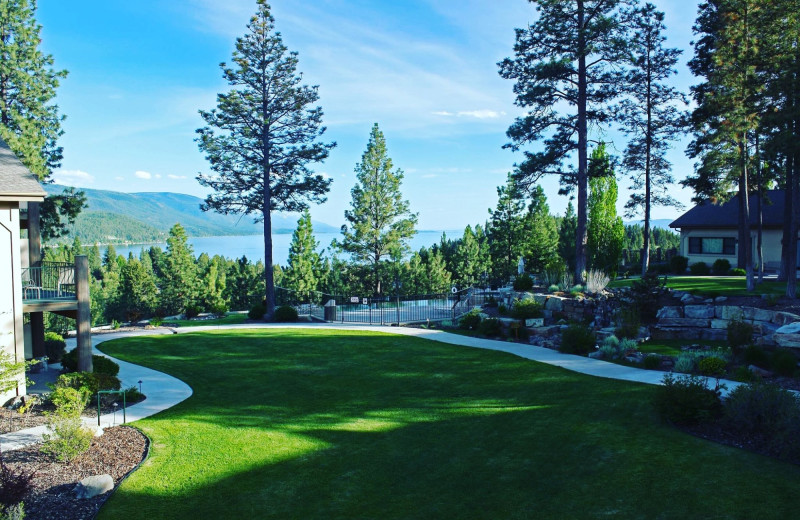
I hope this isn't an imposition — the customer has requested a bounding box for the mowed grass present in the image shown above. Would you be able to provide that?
[610,275,786,296]
[167,313,248,327]
[97,329,800,519]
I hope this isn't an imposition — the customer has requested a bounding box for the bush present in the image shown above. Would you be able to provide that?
[729,268,746,276]
[513,273,534,291]
[459,309,482,330]
[43,332,66,363]
[0,453,35,510]
[123,385,145,403]
[42,386,94,462]
[273,305,298,322]
[624,273,667,325]
[743,344,769,368]
[771,349,798,377]
[723,382,800,458]
[689,262,710,275]
[510,299,542,320]
[615,307,641,339]
[210,302,229,316]
[184,304,201,319]
[559,325,596,355]
[711,258,731,275]
[498,304,508,316]
[698,356,727,378]
[673,354,696,374]
[734,365,757,382]
[547,284,560,293]
[670,255,688,274]
[478,318,503,337]
[54,371,121,397]
[248,304,266,320]
[727,319,753,349]
[643,354,661,370]
[61,349,120,376]
[654,373,721,426]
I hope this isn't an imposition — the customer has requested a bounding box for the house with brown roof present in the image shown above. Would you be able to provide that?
[669,190,792,272]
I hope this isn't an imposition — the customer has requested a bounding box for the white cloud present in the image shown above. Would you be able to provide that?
[432,111,455,117]
[155,174,162,179]
[457,110,505,119]
[134,170,152,179]
[51,169,95,186]
[168,174,188,180]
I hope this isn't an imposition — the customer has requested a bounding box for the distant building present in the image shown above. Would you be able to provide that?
[669,190,791,272]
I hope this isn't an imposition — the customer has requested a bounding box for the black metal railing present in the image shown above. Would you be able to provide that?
[21,262,76,301]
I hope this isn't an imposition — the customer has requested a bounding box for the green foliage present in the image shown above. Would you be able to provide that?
[248,304,266,320]
[727,319,753,349]
[54,371,120,398]
[723,383,800,459]
[643,354,662,370]
[615,306,641,339]
[459,309,482,331]
[42,386,93,463]
[712,258,731,276]
[689,261,710,275]
[510,299,542,320]
[558,202,578,273]
[670,255,688,274]
[654,373,721,426]
[61,349,119,377]
[273,305,298,323]
[771,349,798,377]
[673,354,696,374]
[284,210,322,295]
[450,225,491,288]
[513,273,533,291]
[743,344,768,367]
[486,174,527,284]
[623,273,667,325]
[547,284,560,293]
[160,224,198,316]
[184,304,201,319]
[698,356,727,378]
[522,186,560,273]
[123,385,145,403]
[477,318,503,338]
[587,144,625,278]
[43,332,66,363]
[734,366,757,383]
[0,449,34,509]
[729,268,746,276]
[559,325,596,355]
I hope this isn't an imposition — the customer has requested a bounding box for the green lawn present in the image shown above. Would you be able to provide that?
[166,313,248,327]
[610,275,786,296]
[98,329,800,519]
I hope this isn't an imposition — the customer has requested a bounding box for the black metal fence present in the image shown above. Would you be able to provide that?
[274,286,491,325]
[20,262,76,301]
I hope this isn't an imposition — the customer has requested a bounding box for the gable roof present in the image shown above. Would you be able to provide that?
[670,190,787,230]
[0,136,46,201]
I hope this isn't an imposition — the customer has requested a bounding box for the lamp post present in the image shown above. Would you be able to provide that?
[138,380,143,394]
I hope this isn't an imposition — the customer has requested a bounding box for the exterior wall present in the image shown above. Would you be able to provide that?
[679,228,784,269]
[0,201,25,403]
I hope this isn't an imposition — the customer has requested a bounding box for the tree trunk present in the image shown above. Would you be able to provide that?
[740,137,754,291]
[781,151,793,283]
[756,133,763,284]
[575,0,588,285]
[262,122,275,320]
[641,69,653,278]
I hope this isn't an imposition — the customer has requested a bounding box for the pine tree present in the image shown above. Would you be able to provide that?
[523,185,559,273]
[160,224,197,316]
[338,123,418,296]
[487,174,526,284]
[587,145,624,277]
[112,257,158,322]
[558,201,578,273]
[498,0,631,283]
[196,0,334,319]
[284,209,321,295]
[619,2,688,276]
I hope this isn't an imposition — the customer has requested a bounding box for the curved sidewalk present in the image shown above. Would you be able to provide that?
[0,330,193,452]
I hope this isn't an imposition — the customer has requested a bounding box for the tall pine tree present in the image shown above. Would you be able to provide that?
[197,1,334,319]
[284,209,321,295]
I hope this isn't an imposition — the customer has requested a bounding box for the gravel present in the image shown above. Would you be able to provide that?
[1,426,148,520]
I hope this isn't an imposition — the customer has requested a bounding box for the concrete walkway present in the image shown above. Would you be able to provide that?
[0,322,741,451]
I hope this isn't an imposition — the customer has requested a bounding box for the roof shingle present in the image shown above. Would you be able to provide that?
[669,190,786,229]
[0,136,47,200]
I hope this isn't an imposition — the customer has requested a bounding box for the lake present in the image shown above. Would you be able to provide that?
[107,230,457,266]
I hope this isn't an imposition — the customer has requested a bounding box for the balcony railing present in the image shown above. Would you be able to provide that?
[21,262,76,301]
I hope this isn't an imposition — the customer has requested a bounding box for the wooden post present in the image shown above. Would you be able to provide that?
[75,255,93,372]
[28,202,46,358]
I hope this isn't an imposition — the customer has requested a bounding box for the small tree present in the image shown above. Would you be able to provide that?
[196,0,334,319]
[587,145,624,277]
[159,224,197,316]
[283,210,321,296]
[487,174,526,284]
[338,123,417,296]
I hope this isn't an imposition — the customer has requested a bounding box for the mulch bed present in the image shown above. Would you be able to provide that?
[1,425,148,520]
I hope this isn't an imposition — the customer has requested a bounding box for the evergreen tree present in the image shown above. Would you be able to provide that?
[196,0,334,319]
[587,145,624,277]
[452,225,490,288]
[338,123,418,296]
[199,256,228,314]
[619,2,688,276]
[111,257,158,322]
[558,201,578,273]
[498,0,631,283]
[487,174,526,284]
[224,256,264,311]
[283,209,321,295]
[160,223,197,316]
[523,185,559,273]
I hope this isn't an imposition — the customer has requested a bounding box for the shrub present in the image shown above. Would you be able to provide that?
[478,318,503,337]
[149,316,164,327]
[43,332,66,363]
[669,255,688,274]
[559,325,596,355]
[459,309,482,330]
[547,284,560,293]
[0,453,35,510]
[727,319,753,349]
[184,304,201,319]
[273,305,298,322]
[689,262,710,275]
[210,302,229,316]
[643,354,661,370]
[61,349,120,376]
[729,268,746,276]
[123,385,145,403]
[698,356,727,378]
[498,304,508,316]
[42,386,94,463]
[513,273,534,291]
[711,258,731,275]
[248,303,266,320]
[510,299,542,320]
[570,284,584,296]
[615,307,641,339]
[623,273,667,325]
[584,269,610,294]
[734,365,757,382]
[771,349,798,377]
[743,344,769,368]
[54,371,121,397]
[723,382,800,458]
[673,354,696,374]
[654,373,721,426]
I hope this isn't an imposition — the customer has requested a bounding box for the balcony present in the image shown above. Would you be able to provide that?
[22,261,79,317]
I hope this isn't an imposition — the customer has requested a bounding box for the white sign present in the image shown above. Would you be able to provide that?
[451,286,458,294]
[350,296,360,303]
[362,298,368,305]
[525,318,544,328]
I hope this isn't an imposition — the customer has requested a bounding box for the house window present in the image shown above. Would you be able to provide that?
[688,237,736,255]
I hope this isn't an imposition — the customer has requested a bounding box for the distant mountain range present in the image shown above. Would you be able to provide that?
[623,218,675,229]
[44,184,338,244]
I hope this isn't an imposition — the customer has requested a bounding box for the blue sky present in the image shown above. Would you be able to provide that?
[38,0,700,231]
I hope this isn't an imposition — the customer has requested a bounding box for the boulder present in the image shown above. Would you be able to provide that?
[772,311,800,327]
[748,364,774,378]
[716,306,744,320]
[588,350,604,360]
[545,297,564,312]
[656,306,683,319]
[742,307,775,323]
[774,333,800,349]
[684,305,715,319]
[776,322,800,335]
[714,296,728,303]
[658,318,711,328]
[74,475,114,499]
[680,293,695,303]
[710,319,729,330]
